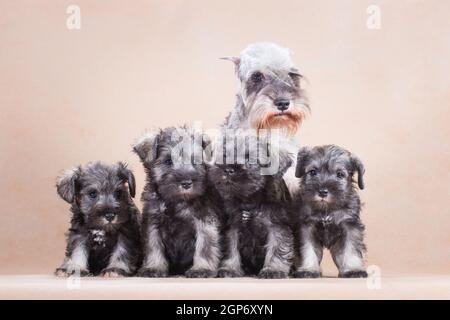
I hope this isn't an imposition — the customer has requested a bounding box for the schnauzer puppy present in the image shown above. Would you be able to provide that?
[293,145,368,278]
[221,42,309,196]
[133,126,220,278]
[209,135,294,278]
[55,162,141,277]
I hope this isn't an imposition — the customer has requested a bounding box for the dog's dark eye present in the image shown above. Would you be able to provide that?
[88,190,97,199]
[289,72,300,80]
[251,71,264,83]
[337,171,345,179]
[114,189,122,199]
[308,169,317,177]
[164,158,173,166]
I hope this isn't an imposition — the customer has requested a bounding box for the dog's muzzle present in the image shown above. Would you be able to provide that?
[104,212,117,222]
[274,98,290,111]
[180,179,193,190]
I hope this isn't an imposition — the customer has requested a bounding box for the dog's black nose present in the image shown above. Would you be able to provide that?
[274,98,290,111]
[318,188,329,198]
[180,179,193,189]
[104,212,116,222]
[225,167,235,175]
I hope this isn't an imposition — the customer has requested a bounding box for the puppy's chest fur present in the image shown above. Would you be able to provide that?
[86,229,119,273]
[304,210,354,249]
[157,200,213,275]
[236,206,269,239]
[87,229,117,250]
[310,215,344,249]
[227,201,290,274]
[69,206,141,275]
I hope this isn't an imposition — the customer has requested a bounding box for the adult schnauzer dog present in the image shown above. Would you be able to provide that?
[293,145,368,278]
[133,126,221,278]
[222,42,309,196]
[208,134,294,278]
[55,162,141,277]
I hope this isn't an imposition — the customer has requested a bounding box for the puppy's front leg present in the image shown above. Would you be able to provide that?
[185,216,221,278]
[217,227,243,278]
[293,224,323,278]
[138,221,169,277]
[55,233,89,277]
[258,226,293,279]
[101,236,133,278]
[331,220,367,278]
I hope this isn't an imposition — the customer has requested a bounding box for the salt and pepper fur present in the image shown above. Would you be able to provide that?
[55,162,141,277]
[208,135,294,278]
[133,126,221,278]
[52,43,370,280]
[222,42,308,135]
[222,42,309,197]
[293,145,368,278]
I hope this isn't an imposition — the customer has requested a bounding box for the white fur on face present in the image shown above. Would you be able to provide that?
[238,42,295,80]
[247,94,274,122]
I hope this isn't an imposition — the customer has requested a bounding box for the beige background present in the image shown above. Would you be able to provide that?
[0,0,449,278]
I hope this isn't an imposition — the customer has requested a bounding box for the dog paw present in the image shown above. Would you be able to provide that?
[339,270,368,278]
[217,268,243,278]
[100,268,129,278]
[55,268,70,277]
[293,270,321,278]
[137,267,167,278]
[55,267,90,277]
[258,269,288,279]
[185,268,216,278]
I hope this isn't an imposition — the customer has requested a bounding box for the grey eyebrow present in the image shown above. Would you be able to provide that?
[288,69,303,77]
[267,69,294,88]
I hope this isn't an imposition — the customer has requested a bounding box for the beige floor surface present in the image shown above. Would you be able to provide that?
[0,274,449,299]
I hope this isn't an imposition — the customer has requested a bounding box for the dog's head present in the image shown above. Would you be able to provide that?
[208,133,292,199]
[223,42,309,135]
[133,126,210,202]
[295,145,365,211]
[56,162,136,231]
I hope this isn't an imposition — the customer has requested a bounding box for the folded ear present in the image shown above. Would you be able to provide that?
[295,147,311,178]
[56,167,81,203]
[133,132,159,164]
[350,155,365,190]
[117,162,136,198]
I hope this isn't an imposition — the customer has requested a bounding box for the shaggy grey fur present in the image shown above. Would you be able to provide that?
[222,42,308,134]
[221,42,309,196]
[293,145,368,278]
[133,126,221,278]
[55,162,141,277]
[208,135,294,278]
